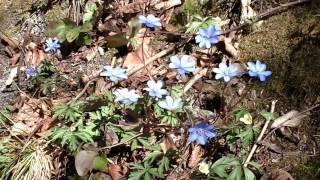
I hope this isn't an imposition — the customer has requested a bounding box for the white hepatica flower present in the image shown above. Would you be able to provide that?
[114,88,140,104]
[158,96,182,111]
[144,80,168,98]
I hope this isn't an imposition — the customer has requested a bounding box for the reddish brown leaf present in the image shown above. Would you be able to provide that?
[10,52,21,65]
[108,164,125,180]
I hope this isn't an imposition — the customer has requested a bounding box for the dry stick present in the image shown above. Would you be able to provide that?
[222,0,311,35]
[244,100,277,167]
[99,132,143,150]
[183,68,208,93]
[127,46,175,76]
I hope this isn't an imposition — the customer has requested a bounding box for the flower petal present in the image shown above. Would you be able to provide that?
[248,71,258,77]
[260,71,272,77]
[215,73,224,80]
[197,135,207,145]
[223,76,231,82]
[258,74,267,81]
[247,62,256,71]
[204,130,216,138]
[187,132,198,143]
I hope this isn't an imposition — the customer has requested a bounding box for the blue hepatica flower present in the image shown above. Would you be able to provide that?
[100,66,128,82]
[138,14,161,28]
[114,88,140,104]
[144,80,168,98]
[195,25,221,49]
[188,122,217,145]
[25,67,36,78]
[45,38,60,52]
[212,63,238,82]
[247,60,272,81]
[169,55,196,74]
[158,96,182,111]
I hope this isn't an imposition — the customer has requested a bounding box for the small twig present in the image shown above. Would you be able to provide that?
[183,68,208,93]
[244,100,277,167]
[222,0,311,34]
[67,78,97,104]
[99,132,143,150]
[141,29,154,81]
[126,46,175,76]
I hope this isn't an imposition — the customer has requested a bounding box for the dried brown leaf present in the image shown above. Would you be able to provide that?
[188,145,204,168]
[119,0,149,14]
[10,52,21,66]
[155,0,181,10]
[108,164,125,180]
[259,140,283,153]
[160,135,177,153]
[5,67,17,86]
[25,42,46,66]
[104,126,119,146]
[95,78,107,95]
[75,150,98,176]
[13,98,53,136]
[271,110,308,128]
[224,37,238,58]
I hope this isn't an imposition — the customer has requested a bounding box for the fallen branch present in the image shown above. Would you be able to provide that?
[244,100,277,167]
[99,132,143,150]
[127,46,175,76]
[223,0,311,35]
[183,68,208,93]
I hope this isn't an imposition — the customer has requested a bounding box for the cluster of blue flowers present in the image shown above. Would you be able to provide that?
[212,61,272,82]
[97,14,273,146]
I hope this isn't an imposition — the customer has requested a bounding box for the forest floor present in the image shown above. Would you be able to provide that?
[0,0,319,179]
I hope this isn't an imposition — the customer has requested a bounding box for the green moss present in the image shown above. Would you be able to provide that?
[292,159,320,179]
[44,2,69,23]
[239,4,320,107]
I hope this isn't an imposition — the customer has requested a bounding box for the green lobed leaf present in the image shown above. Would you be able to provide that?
[227,166,243,180]
[93,156,108,171]
[260,111,276,121]
[243,167,256,180]
[83,1,97,23]
[158,156,170,176]
[66,28,81,42]
[210,156,241,178]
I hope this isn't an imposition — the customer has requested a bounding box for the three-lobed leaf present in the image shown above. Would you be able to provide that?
[210,156,241,178]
